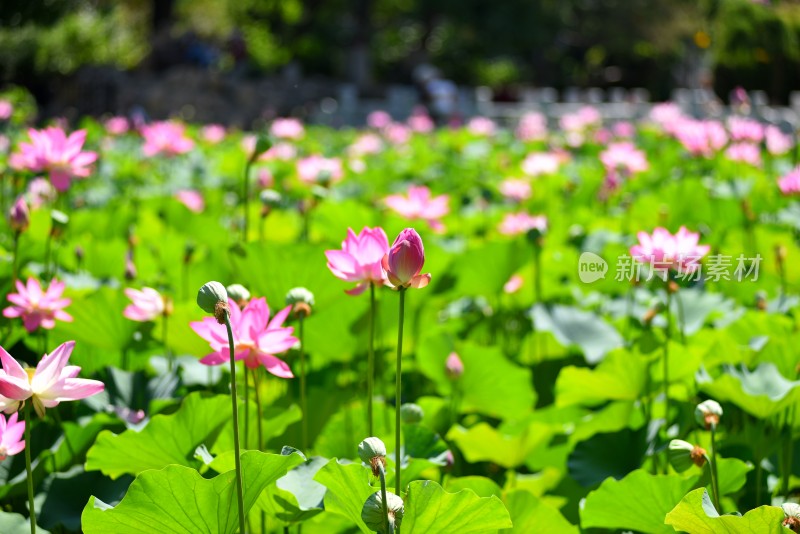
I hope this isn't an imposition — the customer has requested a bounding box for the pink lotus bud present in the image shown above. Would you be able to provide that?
[381,228,431,289]
[445,352,464,380]
[9,196,29,233]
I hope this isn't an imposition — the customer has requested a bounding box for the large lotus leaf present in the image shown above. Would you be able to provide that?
[445,476,502,498]
[501,489,579,533]
[447,421,554,469]
[85,393,230,478]
[555,349,646,407]
[81,451,303,534]
[671,288,736,336]
[403,423,449,463]
[531,304,623,363]
[256,456,327,524]
[696,363,800,418]
[0,512,50,534]
[402,480,512,533]
[567,426,648,487]
[665,488,786,533]
[313,459,375,534]
[580,469,698,533]
[416,339,535,420]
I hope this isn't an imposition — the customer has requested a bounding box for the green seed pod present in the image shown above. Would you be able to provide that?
[695,399,723,430]
[782,503,800,531]
[361,491,404,533]
[226,284,251,304]
[358,437,387,465]
[400,403,424,424]
[259,189,282,208]
[286,287,315,307]
[668,439,706,473]
[197,281,228,314]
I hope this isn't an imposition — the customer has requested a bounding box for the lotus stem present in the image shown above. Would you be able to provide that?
[378,463,393,534]
[24,402,36,534]
[709,424,721,512]
[395,288,406,497]
[299,314,308,452]
[368,282,376,437]
[224,311,246,534]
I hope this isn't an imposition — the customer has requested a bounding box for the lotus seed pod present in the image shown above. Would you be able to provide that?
[782,503,800,531]
[361,491,404,533]
[695,399,723,430]
[226,284,251,305]
[197,281,228,323]
[50,209,69,237]
[668,439,707,473]
[286,287,315,307]
[400,403,424,424]
[259,189,282,208]
[358,437,387,464]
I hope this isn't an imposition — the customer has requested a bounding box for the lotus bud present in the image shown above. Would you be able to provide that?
[445,352,464,380]
[382,228,431,290]
[358,436,387,477]
[50,209,69,238]
[250,134,272,162]
[755,290,768,311]
[197,281,228,324]
[695,399,723,430]
[124,250,137,281]
[400,403,424,424]
[782,502,800,531]
[361,491,404,533]
[286,287,315,318]
[226,284,251,307]
[9,196,29,233]
[668,439,707,472]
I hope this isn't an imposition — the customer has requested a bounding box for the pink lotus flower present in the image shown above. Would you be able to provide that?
[516,112,548,142]
[259,142,297,162]
[778,166,800,195]
[0,341,105,417]
[467,116,497,136]
[325,227,390,295]
[649,103,685,131]
[766,126,793,156]
[201,124,226,144]
[0,412,25,460]
[503,274,523,294]
[600,142,649,176]
[445,352,464,380]
[0,100,12,120]
[499,212,548,236]
[270,118,305,140]
[123,287,166,322]
[725,142,762,167]
[3,278,72,333]
[612,121,635,138]
[560,106,601,133]
[141,121,195,157]
[296,155,344,185]
[104,116,129,135]
[630,226,710,275]
[384,123,412,145]
[367,110,392,129]
[10,127,98,191]
[257,168,274,188]
[9,196,29,233]
[673,119,728,157]
[191,297,297,377]
[175,189,205,212]
[26,178,56,208]
[384,185,449,232]
[382,228,431,289]
[349,133,383,157]
[499,179,532,202]
[727,117,764,143]
[408,112,435,133]
[521,152,561,177]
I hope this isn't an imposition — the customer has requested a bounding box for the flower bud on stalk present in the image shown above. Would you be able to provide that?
[381,228,431,290]
[400,403,424,424]
[358,437,387,477]
[445,352,464,380]
[695,399,723,430]
[197,281,229,324]
[9,196,29,233]
[226,284,251,307]
[361,491,404,533]
[668,439,707,472]
[286,287,315,319]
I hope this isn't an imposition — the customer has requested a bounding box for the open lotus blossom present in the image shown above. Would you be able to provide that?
[521,152,561,177]
[270,118,305,140]
[407,112,435,133]
[104,116,130,135]
[725,142,762,167]
[175,189,205,212]
[0,412,25,460]
[499,179,532,202]
[612,121,636,138]
[326,227,390,295]
[141,121,195,157]
[726,117,764,143]
[649,102,685,132]
[297,155,344,184]
[0,341,105,417]
[26,177,57,208]
[258,142,297,161]
[367,110,392,130]
[498,212,548,236]
[201,124,226,144]
[383,123,412,145]
[349,133,384,157]
[191,297,297,377]
[9,127,98,191]
[516,112,548,141]
[4,278,72,333]
[123,287,166,322]
[778,166,800,195]
[630,226,710,274]
[766,125,793,156]
[467,116,497,136]
[600,142,649,177]
[672,119,728,157]
[384,185,449,232]
[382,228,431,289]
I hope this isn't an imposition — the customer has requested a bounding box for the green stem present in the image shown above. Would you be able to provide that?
[224,312,247,534]
[254,369,264,450]
[11,231,19,284]
[709,425,721,512]
[299,315,308,452]
[163,313,173,372]
[663,286,672,468]
[378,463,393,534]
[24,402,36,534]
[242,159,252,243]
[244,369,250,450]
[368,283,376,437]
[674,288,686,345]
[43,232,53,280]
[395,289,406,497]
